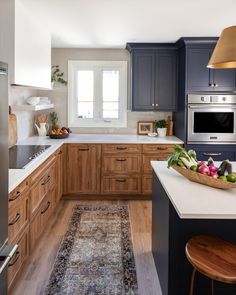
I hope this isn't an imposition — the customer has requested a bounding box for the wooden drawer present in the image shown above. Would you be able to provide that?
[143,154,171,173]
[103,155,141,174]
[30,189,55,252]
[103,144,142,154]
[8,228,29,289]
[9,179,29,205]
[30,154,56,184]
[102,175,141,194]
[143,144,174,155]
[142,175,152,194]
[30,163,56,217]
[8,191,29,244]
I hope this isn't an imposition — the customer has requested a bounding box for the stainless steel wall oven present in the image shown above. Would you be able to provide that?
[187,94,236,144]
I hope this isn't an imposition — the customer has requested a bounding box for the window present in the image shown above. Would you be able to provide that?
[68,60,127,128]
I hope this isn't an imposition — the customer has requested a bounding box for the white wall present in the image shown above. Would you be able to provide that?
[38,48,171,134]
[9,86,36,140]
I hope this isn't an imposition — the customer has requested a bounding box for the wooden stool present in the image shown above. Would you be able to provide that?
[185,235,236,295]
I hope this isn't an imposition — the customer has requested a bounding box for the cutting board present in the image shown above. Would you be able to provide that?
[9,106,17,147]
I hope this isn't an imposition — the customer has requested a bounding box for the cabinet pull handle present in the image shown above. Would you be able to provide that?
[8,213,20,226]
[8,251,20,267]
[78,148,89,151]
[116,158,127,162]
[59,150,63,154]
[41,201,51,214]
[116,179,127,183]
[41,175,51,186]
[203,153,222,156]
[9,191,21,202]
[157,147,168,151]
[116,147,127,150]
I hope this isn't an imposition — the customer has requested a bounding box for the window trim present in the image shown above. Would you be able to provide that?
[68,60,127,128]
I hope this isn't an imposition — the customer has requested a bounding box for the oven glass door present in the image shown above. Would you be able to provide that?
[188,105,236,143]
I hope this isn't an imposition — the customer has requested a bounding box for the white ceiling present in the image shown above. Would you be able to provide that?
[21,0,236,48]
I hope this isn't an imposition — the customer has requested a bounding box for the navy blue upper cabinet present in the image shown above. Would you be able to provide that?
[132,51,155,110]
[127,43,177,111]
[184,40,236,92]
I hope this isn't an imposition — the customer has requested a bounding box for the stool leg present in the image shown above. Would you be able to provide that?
[190,268,196,295]
[211,280,214,295]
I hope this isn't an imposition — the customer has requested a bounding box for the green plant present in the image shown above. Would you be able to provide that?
[155,119,167,129]
[51,65,68,86]
[50,111,59,130]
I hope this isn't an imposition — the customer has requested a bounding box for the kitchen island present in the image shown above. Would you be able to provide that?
[151,161,236,295]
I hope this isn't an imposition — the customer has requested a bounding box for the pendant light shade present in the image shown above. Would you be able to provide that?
[207,25,236,68]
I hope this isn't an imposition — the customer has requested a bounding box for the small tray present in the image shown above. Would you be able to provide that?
[49,133,69,139]
[172,165,236,190]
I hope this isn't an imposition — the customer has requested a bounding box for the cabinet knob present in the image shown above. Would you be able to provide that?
[155,103,158,107]
[151,103,154,107]
[209,83,214,87]
[214,83,219,87]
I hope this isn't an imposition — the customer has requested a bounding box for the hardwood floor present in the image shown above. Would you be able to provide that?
[10,200,162,295]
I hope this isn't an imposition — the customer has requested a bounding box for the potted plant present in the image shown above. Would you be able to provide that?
[51,65,68,88]
[155,119,167,137]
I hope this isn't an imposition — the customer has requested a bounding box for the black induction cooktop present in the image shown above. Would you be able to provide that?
[9,145,51,169]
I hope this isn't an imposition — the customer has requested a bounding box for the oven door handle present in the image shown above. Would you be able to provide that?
[188,105,236,109]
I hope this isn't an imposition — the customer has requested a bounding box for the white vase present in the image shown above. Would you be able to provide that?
[35,122,49,137]
[157,127,167,137]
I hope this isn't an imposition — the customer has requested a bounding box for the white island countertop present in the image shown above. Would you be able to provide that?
[9,134,183,193]
[151,161,236,219]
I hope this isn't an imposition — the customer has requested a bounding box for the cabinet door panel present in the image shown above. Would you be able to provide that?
[142,175,152,195]
[132,52,155,111]
[103,155,141,174]
[213,68,236,91]
[155,51,177,111]
[8,228,29,289]
[102,175,141,194]
[67,144,101,194]
[187,49,212,91]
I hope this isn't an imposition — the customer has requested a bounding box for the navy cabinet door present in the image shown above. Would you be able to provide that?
[187,48,236,92]
[132,52,155,111]
[186,48,212,92]
[212,68,236,91]
[155,51,177,111]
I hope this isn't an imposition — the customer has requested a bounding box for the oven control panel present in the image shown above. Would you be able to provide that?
[188,94,236,104]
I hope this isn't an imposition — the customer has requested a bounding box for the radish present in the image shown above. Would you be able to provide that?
[208,165,218,174]
[198,165,210,175]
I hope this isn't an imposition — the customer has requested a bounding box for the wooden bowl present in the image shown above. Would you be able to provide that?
[172,165,236,190]
[49,133,69,139]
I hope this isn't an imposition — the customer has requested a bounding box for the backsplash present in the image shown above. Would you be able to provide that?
[9,86,37,141]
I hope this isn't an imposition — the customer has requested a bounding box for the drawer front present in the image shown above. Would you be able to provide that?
[8,228,29,289]
[30,189,55,252]
[143,144,174,155]
[8,192,29,244]
[103,144,142,154]
[196,150,235,162]
[142,175,152,194]
[30,154,56,184]
[9,179,29,205]
[143,154,171,173]
[102,176,141,194]
[103,155,141,174]
[30,164,56,217]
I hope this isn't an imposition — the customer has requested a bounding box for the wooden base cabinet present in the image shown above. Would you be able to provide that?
[8,227,29,290]
[67,144,101,194]
[30,188,56,252]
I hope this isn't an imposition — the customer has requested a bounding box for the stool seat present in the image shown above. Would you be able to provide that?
[186,235,236,284]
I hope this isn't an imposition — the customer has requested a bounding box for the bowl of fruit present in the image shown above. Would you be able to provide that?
[49,127,71,139]
[168,145,236,189]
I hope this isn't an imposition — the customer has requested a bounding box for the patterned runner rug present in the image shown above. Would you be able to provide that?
[44,205,138,295]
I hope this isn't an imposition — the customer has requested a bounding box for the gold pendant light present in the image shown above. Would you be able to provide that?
[207,25,236,68]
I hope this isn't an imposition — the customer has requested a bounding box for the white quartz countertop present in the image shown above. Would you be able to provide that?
[9,134,183,193]
[151,161,236,219]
